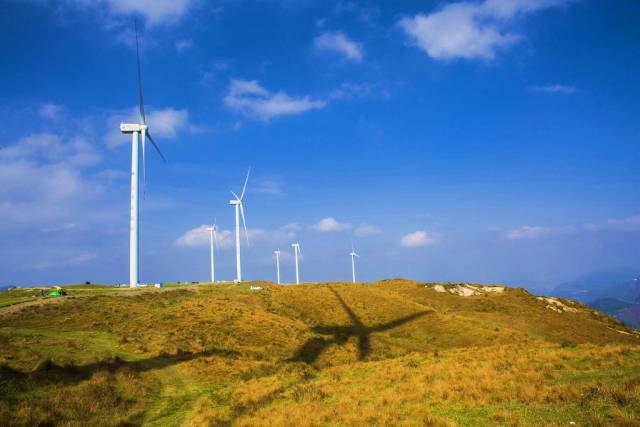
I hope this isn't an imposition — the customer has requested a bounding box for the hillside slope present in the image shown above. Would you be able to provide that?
[1,281,639,426]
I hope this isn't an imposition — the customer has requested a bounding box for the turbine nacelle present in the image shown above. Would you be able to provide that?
[120,123,145,133]
[229,199,242,205]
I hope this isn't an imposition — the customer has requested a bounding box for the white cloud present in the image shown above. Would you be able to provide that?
[38,103,63,120]
[0,133,104,225]
[399,0,570,61]
[224,79,326,121]
[147,108,190,138]
[29,252,98,270]
[176,225,234,249]
[505,215,640,241]
[400,230,437,247]
[69,0,195,26]
[254,178,285,195]
[530,84,578,94]
[97,168,128,180]
[329,82,372,100]
[104,107,191,148]
[175,38,193,52]
[354,224,382,237]
[0,133,101,167]
[313,31,364,62]
[311,217,352,232]
[504,225,574,240]
[585,215,640,233]
[176,224,299,249]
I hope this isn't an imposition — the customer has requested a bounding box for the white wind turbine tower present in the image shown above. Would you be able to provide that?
[274,249,281,284]
[229,169,250,282]
[206,223,217,283]
[292,242,301,285]
[350,246,359,283]
[119,23,166,288]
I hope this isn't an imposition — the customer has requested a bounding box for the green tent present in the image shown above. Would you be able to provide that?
[48,291,62,297]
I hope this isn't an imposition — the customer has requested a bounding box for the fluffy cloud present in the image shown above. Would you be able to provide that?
[28,252,98,270]
[254,177,285,195]
[400,230,437,247]
[313,31,364,62]
[224,79,326,121]
[354,224,382,237]
[530,84,578,94]
[104,107,191,148]
[69,0,195,25]
[399,0,570,61]
[175,225,234,249]
[38,103,63,120]
[0,133,103,225]
[504,225,574,240]
[584,215,640,233]
[311,217,352,232]
[505,215,640,240]
[175,39,193,52]
[0,133,101,167]
[175,224,299,249]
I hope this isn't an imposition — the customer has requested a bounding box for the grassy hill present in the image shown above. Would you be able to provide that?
[1,280,640,426]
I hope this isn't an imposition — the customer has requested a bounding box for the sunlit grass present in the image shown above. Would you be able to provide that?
[1,280,639,425]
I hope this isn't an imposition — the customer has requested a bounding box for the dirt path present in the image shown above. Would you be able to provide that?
[0,295,80,317]
[0,286,197,318]
[142,362,210,426]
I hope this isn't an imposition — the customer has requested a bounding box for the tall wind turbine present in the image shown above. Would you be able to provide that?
[206,223,217,283]
[274,249,281,284]
[350,247,359,283]
[229,169,250,282]
[119,23,166,288]
[292,242,301,285]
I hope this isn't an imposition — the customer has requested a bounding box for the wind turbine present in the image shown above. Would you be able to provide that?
[350,246,359,283]
[206,223,217,283]
[119,22,166,288]
[274,249,281,284]
[229,169,250,282]
[292,242,301,284]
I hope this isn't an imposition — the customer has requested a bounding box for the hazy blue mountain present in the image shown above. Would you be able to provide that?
[550,271,640,328]
[552,270,640,303]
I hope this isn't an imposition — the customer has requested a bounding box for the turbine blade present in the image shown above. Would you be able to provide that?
[146,131,166,162]
[240,203,249,246]
[141,130,146,199]
[240,167,251,200]
[134,20,146,125]
[230,191,240,200]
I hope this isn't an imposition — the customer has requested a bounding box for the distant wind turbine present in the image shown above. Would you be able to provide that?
[229,169,250,282]
[350,247,359,283]
[274,249,281,284]
[206,223,217,283]
[292,242,301,284]
[119,22,166,288]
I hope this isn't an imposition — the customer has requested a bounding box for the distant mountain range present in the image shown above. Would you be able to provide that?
[551,270,640,327]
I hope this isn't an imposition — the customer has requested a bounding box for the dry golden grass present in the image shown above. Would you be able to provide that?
[1,280,639,426]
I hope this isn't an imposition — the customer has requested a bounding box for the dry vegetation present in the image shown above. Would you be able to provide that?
[1,280,639,426]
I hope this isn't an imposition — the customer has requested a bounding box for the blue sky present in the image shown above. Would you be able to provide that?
[0,0,638,289]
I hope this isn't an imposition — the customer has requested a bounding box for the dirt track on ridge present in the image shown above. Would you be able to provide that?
[0,286,196,318]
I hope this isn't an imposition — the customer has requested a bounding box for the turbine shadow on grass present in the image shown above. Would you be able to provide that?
[290,287,429,363]
[0,347,240,387]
